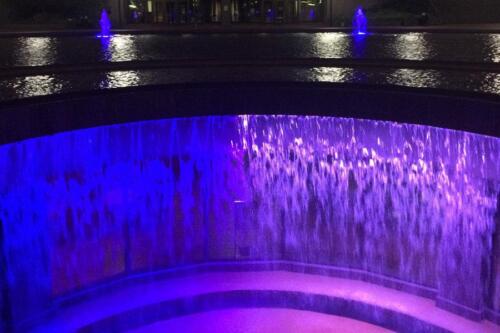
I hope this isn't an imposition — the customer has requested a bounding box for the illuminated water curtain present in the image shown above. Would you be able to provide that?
[353,6,367,35]
[0,114,499,330]
[98,9,112,38]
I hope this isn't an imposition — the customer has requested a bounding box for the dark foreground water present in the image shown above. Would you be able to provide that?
[1,66,499,100]
[0,33,499,67]
[0,32,499,100]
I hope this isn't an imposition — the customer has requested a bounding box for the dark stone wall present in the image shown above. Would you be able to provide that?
[331,0,385,22]
[432,0,500,24]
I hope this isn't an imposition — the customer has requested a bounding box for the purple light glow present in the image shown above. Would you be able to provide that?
[0,115,498,327]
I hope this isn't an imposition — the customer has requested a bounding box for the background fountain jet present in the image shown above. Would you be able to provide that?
[97,9,111,38]
[353,6,368,35]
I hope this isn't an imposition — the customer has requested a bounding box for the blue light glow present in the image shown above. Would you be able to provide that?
[353,6,368,36]
[97,9,112,39]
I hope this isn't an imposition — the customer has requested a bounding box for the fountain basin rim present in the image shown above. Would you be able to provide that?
[78,290,446,333]
[52,260,439,309]
[2,28,500,38]
[2,58,500,78]
[22,261,499,333]
[0,82,498,146]
[21,261,500,331]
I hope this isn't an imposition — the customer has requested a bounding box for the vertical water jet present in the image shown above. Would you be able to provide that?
[98,9,111,38]
[353,6,368,35]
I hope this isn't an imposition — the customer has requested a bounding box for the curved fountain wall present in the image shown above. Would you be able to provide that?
[1,112,499,330]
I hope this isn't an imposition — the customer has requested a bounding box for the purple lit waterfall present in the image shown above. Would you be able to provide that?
[0,115,499,325]
[234,116,498,307]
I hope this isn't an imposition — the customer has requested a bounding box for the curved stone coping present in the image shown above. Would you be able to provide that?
[28,266,498,333]
[53,261,437,309]
[1,26,500,38]
[77,291,447,333]
[45,261,498,326]
[2,58,500,77]
[128,308,393,333]
[0,82,498,145]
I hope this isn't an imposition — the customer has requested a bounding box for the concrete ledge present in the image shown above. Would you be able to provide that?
[1,24,500,38]
[436,297,484,322]
[2,58,499,78]
[26,267,498,333]
[123,308,396,333]
[53,261,438,310]
[78,290,450,333]
[486,308,500,326]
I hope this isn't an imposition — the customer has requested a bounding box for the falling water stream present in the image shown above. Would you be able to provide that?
[0,115,498,327]
[353,7,368,35]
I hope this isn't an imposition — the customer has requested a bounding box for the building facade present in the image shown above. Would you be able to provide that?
[107,0,382,26]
